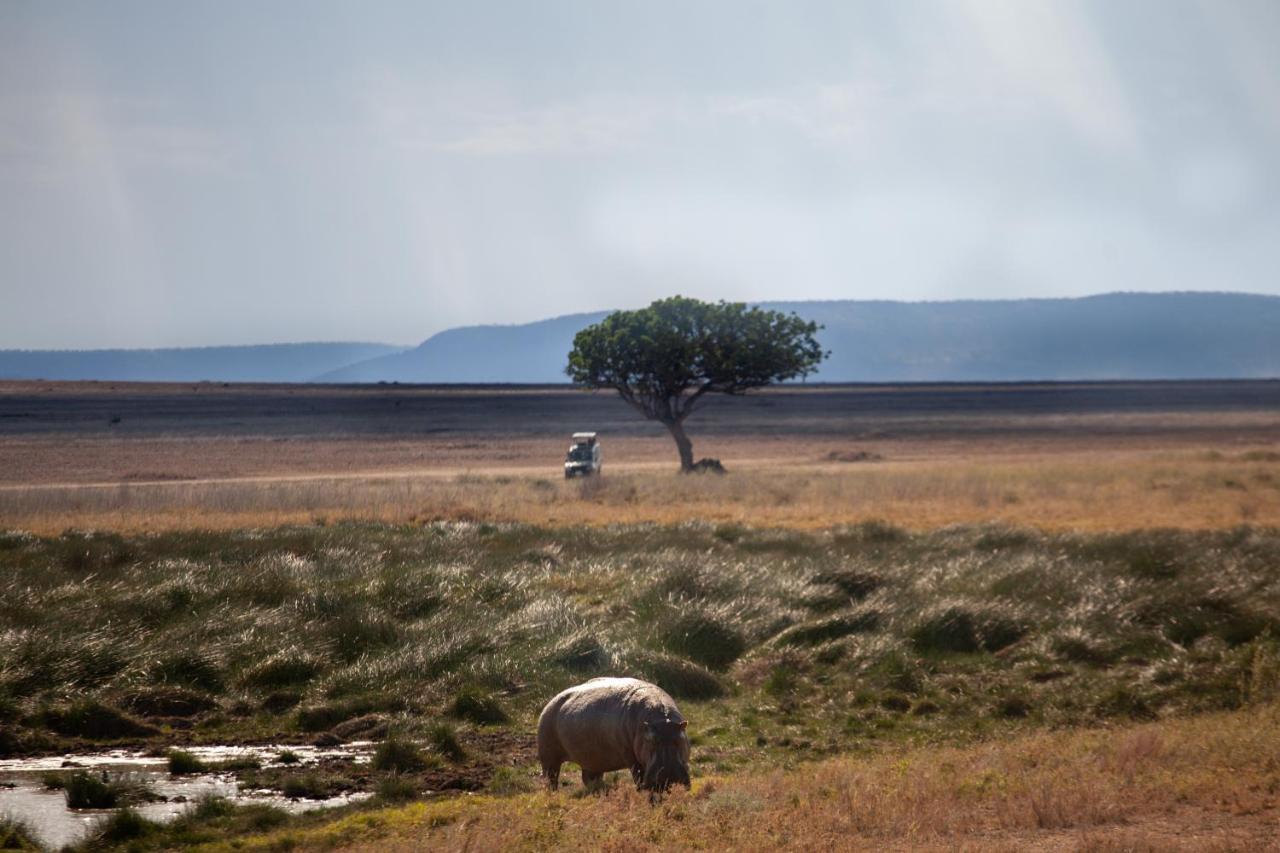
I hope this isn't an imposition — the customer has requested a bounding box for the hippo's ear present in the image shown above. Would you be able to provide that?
[679,721,687,730]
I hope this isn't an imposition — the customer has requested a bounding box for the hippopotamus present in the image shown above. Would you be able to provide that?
[537,677,691,792]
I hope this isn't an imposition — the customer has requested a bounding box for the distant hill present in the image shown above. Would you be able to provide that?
[4,293,1275,384]
[319,312,612,384]
[320,292,1280,383]
[0,342,406,383]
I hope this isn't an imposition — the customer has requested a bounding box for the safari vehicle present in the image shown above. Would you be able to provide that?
[564,432,602,478]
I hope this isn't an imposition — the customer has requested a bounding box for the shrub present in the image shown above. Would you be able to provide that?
[96,807,156,843]
[150,651,224,693]
[0,817,38,851]
[866,651,925,694]
[909,604,1026,654]
[664,613,747,670]
[332,713,389,740]
[328,614,401,663]
[764,664,799,697]
[38,700,157,739]
[191,795,237,820]
[1093,686,1157,720]
[997,696,1033,718]
[295,694,401,732]
[64,771,118,808]
[634,652,728,700]
[810,568,882,600]
[1152,596,1273,647]
[372,736,428,772]
[550,635,611,673]
[973,528,1036,551]
[280,774,327,800]
[981,613,1027,652]
[68,643,129,689]
[777,609,882,647]
[120,686,217,718]
[1236,635,1280,705]
[261,690,304,714]
[427,723,466,763]
[240,653,322,690]
[1051,629,1115,666]
[839,520,906,545]
[1080,533,1182,580]
[168,749,207,775]
[880,694,911,712]
[242,805,290,832]
[375,775,419,802]
[276,749,301,765]
[910,607,981,654]
[449,689,509,725]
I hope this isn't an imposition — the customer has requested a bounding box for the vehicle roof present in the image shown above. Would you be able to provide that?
[571,432,597,441]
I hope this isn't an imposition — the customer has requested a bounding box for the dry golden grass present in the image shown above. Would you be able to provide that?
[187,703,1280,852]
[3,448,1278,534]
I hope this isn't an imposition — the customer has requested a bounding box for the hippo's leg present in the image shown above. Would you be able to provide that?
[582,769,604,791]
[630,763,643,787]
[541,758,561,790]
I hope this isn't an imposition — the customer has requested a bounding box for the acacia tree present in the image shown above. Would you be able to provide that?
[566,296,826,471]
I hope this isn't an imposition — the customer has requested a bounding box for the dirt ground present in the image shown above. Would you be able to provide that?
[2,379,1278,483]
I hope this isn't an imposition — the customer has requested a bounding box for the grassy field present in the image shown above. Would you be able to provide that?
[179,704,1280,852]
[2,522,1280,849]
[3,381,1280,849]
[3,448,1280,534]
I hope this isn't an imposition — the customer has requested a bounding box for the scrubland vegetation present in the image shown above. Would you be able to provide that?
[4,521,1279,750]
[4,523,1279,798]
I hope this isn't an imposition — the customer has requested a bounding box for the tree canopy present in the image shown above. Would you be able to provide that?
[566,296,826,470]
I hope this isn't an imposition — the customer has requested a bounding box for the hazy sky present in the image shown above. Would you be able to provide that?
[3,1,1279,349]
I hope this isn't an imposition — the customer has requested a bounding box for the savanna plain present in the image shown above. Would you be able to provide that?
[2,380,1280,851]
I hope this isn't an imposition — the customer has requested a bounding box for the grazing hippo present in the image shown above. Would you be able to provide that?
[538,677,691,792]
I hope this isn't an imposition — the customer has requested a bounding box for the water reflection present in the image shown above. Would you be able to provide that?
[0,744,374,849]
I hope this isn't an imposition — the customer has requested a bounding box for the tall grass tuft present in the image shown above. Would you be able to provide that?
[909,602,1026,654]
[372,736,429,773]
[427,722,466,763]
[38,700,156,740]
[663,613,747,670]
[449,688,509,725]
[95,808,156,843]
[0,817,38,851]
[168,749,206,775]
[634,652,728,700]
[64,771,118,809]
[239,651,322,690]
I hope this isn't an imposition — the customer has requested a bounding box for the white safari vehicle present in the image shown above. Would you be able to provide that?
[564,432,602,478]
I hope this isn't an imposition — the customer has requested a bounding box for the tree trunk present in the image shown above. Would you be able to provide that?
[664,418,695,472]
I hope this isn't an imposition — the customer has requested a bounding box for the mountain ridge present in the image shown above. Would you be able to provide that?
[0,342,407,383]
[2,293,1276,384]
[321,292,1280,383]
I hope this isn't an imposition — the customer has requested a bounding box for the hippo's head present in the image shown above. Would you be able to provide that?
[639,718,691,791]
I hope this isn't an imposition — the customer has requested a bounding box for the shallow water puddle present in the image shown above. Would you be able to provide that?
[0,744,375,849]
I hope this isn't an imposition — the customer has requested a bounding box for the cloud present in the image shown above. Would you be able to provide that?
[950,0,1140,153]
[0,93,233,182]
